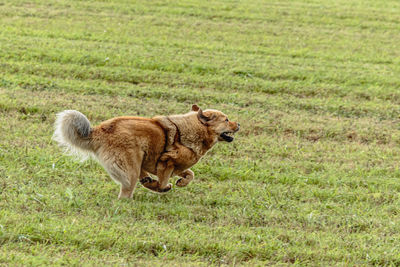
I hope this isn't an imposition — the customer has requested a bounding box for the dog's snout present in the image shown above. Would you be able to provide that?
[236,122,240,131]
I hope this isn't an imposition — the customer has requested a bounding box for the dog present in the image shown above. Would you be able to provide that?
[53,105,240,199]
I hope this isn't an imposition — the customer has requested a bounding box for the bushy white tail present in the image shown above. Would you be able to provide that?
[53,110,93,160]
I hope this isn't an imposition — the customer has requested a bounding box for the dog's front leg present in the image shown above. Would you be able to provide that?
[156,161,174,192]
[176,169,194,187]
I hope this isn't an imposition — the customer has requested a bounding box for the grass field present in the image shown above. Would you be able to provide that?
[1,0,400,265]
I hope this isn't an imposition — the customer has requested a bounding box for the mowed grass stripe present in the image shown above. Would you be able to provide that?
[5,0,400,30]
[2,34,400,92]
[3,70,400,124]
[3,20,400,69]
[3,15,400,66]
[3,54,400,104]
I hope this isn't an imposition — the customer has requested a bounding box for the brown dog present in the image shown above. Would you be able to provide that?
[53,105,240,199]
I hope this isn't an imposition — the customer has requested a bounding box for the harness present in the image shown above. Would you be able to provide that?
[166,116,181,144]
[165,117,198,156]
[156,116,180,164]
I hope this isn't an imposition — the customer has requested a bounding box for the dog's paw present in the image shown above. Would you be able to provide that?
[176,178,189,187]
[140,176,156,185]
[158,183,172,193]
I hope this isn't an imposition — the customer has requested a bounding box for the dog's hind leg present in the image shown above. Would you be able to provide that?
[141,160,174,193]
[102,151,143,199]
[176,169,194,187]
[139,170,158,190]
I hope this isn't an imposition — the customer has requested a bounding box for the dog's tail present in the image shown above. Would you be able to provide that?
[53,110,93,160]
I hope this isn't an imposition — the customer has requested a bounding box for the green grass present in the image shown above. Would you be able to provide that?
[1,0,400,265]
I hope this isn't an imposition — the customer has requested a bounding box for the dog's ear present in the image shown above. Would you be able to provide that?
[192,104,200,112]
[197,108,211,124]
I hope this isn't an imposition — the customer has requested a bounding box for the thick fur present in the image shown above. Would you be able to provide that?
[53,105,240,199]
[53,110,93,161]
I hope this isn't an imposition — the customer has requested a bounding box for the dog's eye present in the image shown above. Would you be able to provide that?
[225,118,229,122]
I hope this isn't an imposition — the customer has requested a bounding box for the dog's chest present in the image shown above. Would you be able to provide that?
[172,148,202,172]
[175,157,199,170]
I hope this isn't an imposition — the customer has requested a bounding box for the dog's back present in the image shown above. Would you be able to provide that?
[91,116,166,174]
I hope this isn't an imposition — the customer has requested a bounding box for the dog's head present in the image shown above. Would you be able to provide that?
[192,104,240,142]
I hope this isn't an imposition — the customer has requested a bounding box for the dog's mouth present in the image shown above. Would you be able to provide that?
[220,132,235,142]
